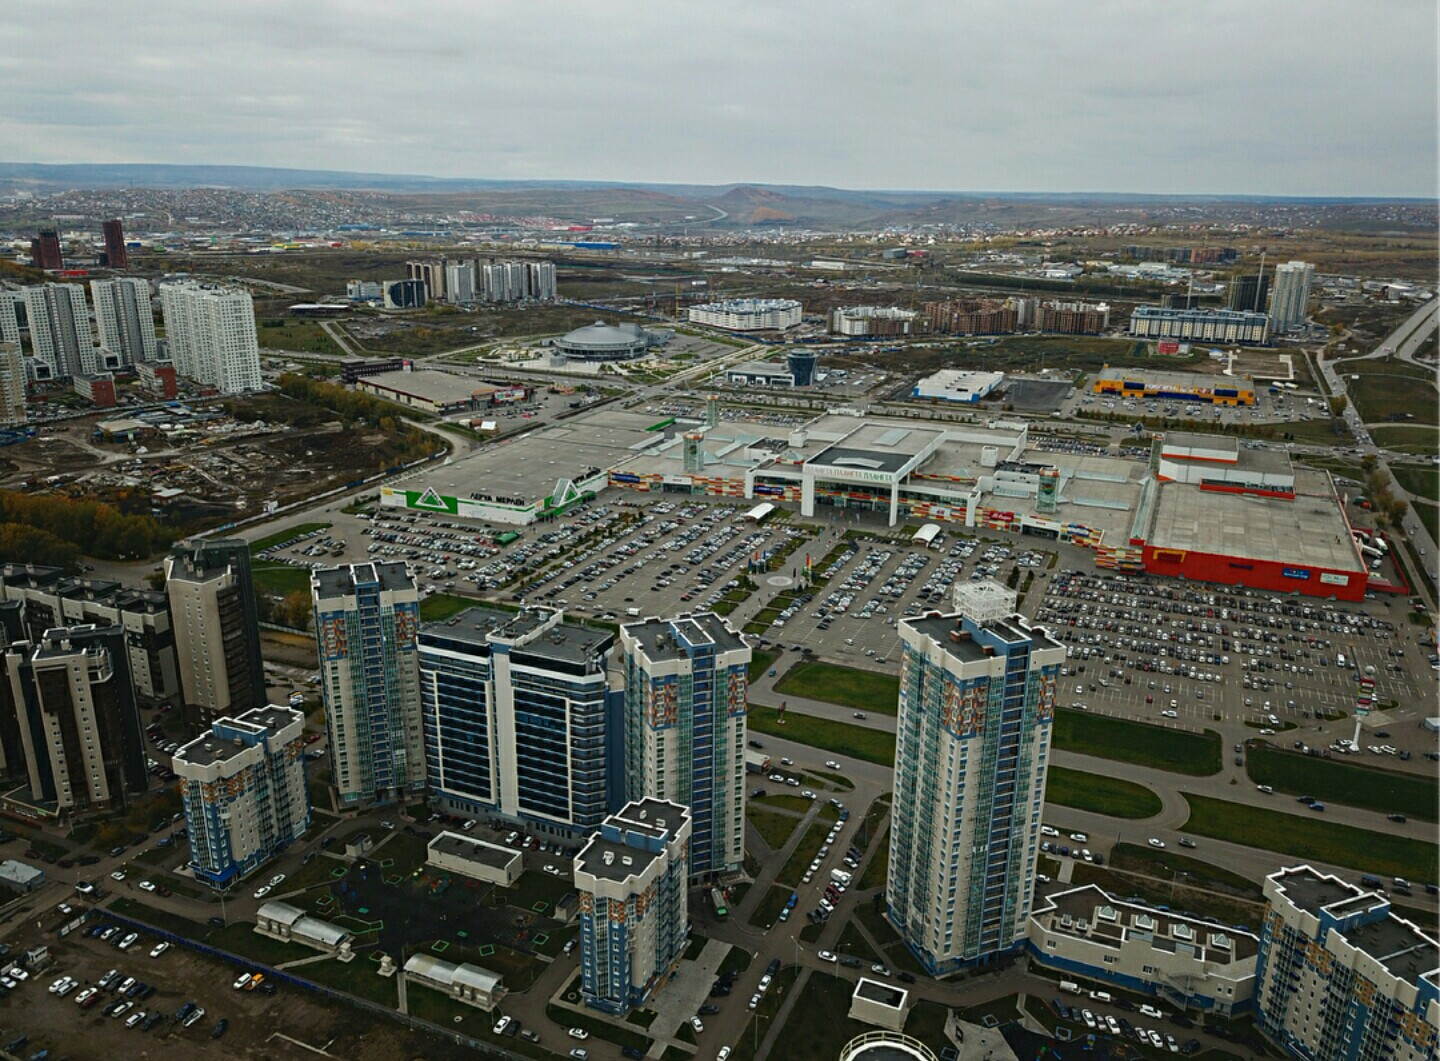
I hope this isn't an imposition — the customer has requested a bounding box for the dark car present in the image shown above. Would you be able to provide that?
[747,740,763,750]
[767,958,781,976]
[699,1004,719,1015]
[142,1012,165,1032]
[897,972,916,984]
[1387,814,1407,823]
[211,1019,229,1040]
[622,1049,645,1060]
[206,917,225,928]
[839,956,862,969]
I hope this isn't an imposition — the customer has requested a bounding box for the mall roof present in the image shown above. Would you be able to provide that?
[361,369,496,404]
[1146,470,1365,573]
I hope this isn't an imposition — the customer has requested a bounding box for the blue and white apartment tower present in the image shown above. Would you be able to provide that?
[890,580,1064,975]
[311,563,424,806]
[172,705,311,889]
[574,798,691,1015]
[1255,865,1437,1061]
[418,606,617,840]
[619,613,750,881]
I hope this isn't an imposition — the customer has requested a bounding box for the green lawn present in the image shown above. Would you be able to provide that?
[257,319,348,356]
[1370,425,1440,454]
[747,885,792,929]
[728,964,802,1061]
[1414,501,1440,545]
[1053,709,1222,775]
[419,592,482,622]
[1106,843,1262,897]
[748,650,778,683]
[1392,462,1439,504]
[747,707,895,766]
[1344,361,1440,426]
[717,945,752,979]
[753,793,820,815]
[1183,794,1438,882]
[747,971,881,1061]
[778,822,830,887]
[774,661,899,715]
[1246,745,1437,822]
[747,806,801,852]
[251,562,314,596]
[249,522,332,554]
[1046,766,1163,819]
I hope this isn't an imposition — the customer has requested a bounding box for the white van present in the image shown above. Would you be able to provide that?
[1060,980,1082,995]
[1337,653,1347,668]
[626,607,641,617]
[830,869,852,886]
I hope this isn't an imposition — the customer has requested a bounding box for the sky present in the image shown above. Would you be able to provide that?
[3,0,1437,197]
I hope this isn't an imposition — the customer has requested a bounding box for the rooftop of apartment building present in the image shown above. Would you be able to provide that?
[173,704,301,768]
[421,606,613,669]
[576,799,687,884]
[902,612,1063,661]
[623,612,746,663]
[311,561,413,600]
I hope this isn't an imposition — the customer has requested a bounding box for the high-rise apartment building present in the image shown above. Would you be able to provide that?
[101,219,128,269]
[2,625,148,817]
[30,229,62,271]
[406,260,448,302]
[444,261,477,304]
[575,798,690,1014]
[174,704,311,889]
[1,564,179,705]
[1256,865,1437,1061]
[1270,261,1315,332]
[0,292,22,353]
[158,281,262,394]
[165,540,265,725]
[0,343,24,425]
[419,606,618,839]
[1228,271,1271,314]
[23,284,94,379]
[92,278,157,366]
[888,581,1064,974]
[619,613,750,881]
[312,563,424,806]
[528,261,557,300]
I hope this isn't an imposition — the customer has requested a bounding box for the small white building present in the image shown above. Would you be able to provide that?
[849,977,910,1031]
[0,860,44,893]
[426,831,523,887]
[403,953,505,1011]
[912,370,1005,403]
[255,901,352,955]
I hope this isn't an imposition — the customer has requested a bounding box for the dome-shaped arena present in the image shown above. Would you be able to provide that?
[551,320,660,361]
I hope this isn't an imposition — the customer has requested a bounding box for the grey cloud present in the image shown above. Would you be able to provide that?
[1,0,1435,195]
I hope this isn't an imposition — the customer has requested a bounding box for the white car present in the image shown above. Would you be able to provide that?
[1040,825,1059,837]
[824,760,840,769]
[149,942,170,958]
[567,1028,589,1040]
[1069,832,1088,843]
[717,1048,732,1061]
[253,885,272,900]
[818,951,837,962]
[110,870,127,882]
[492,1015,512,1036]
[269,873,286,888]
[690,1016,704,1034]
[1148,838,1166,849]
[117,932,139,950]
[125,1009,147,1028]
[233,972,253,990]
[138,880,156,893]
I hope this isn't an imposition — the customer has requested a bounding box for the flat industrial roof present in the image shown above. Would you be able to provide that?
[427,831,519,870]
[362,369,496,404]
[1097,367,1252,391]
[394,408,669,505]
[575,798,687,882]
[1147,471,1365,573]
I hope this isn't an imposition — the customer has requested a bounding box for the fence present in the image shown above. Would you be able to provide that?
[98,908,531,1059]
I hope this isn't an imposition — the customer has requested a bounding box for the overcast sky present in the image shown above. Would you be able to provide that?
[4,0,1436,196]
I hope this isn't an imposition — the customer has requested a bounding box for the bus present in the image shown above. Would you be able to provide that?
[710,887,728,919]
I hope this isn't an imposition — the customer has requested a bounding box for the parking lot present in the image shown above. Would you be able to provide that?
[0,913,460,1061]
[756,530,1052,668]
[1034,568,1437,763]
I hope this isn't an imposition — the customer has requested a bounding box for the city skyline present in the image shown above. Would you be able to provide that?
[4,1,1435,197]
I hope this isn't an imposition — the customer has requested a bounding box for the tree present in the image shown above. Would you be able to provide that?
[1328,396,1347,417]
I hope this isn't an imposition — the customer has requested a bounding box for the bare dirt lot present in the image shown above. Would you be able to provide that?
[0,917,476,1060]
